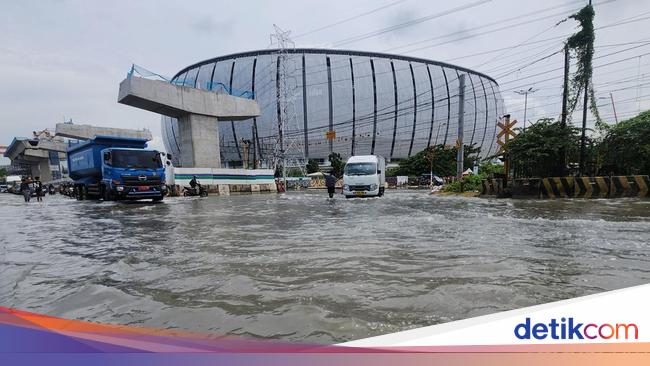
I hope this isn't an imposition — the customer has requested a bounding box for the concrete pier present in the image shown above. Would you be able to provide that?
[4,137,67,183]
[55,123,152,141]
[178,114,222,168]
[117,76,260,168]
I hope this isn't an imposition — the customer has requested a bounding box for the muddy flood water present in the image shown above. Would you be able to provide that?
[1,191,649,343]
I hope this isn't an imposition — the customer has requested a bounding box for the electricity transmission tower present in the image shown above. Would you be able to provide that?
[270,24,306,183]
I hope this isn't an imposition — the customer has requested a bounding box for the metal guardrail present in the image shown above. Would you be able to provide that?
[126,64,255,100]
[169,80,255,99]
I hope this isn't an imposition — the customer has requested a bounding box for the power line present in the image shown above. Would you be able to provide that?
[329,0,492,47]
[385,0,586,53]
[294,0,408,39]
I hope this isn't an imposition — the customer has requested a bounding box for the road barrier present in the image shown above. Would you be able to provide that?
[510,178,541,198]
[481,178,503,196]
[540,177,574,199]
[610,175,650,198]
[482,175,650,199]
[574,176,610,198]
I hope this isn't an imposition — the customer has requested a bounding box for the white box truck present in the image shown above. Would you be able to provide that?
[342,155,386,198]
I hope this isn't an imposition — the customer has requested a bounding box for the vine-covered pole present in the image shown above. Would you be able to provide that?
[576,0,594,176]
[579,63,589,175]
[561,43,570,127]
[561,43,570,176]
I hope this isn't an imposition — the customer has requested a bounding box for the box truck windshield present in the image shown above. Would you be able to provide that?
[109,150,162,169]
[344,162,376,176]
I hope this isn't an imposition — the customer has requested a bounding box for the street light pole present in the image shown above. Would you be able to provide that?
[514,87,538,131]
[610,92,619,124]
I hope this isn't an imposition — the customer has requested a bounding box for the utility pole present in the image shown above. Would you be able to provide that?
[456,74,466,180]
[560,43,570,176]
[241,138,251,169]
[579,77,589,175]
[561,43,570,126]
[427,148,434,188]
[579,0,592,175]
[252,125,258,169]
[610,92,618,123]
[514,87,537,131]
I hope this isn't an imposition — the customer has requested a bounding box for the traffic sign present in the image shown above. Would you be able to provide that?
[497,119,517,153]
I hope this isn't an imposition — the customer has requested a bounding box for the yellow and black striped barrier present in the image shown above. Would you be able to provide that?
[609,175,650,198]
[539,177,574,199]
[486,175,649,199]
[574,176,610,198]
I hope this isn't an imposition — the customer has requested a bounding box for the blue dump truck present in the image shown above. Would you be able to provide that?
[67,136,166,201]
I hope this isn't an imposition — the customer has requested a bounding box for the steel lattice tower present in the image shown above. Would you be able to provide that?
[270,25,306,182]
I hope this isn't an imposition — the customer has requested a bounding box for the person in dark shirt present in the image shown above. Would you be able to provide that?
[20,178,31,202]
[34,177,43,202]
[325,172,337,199]
[189,175,198,189]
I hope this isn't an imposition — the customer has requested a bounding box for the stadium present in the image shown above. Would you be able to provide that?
[161,48,505,168]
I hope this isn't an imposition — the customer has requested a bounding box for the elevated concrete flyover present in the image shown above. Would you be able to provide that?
[55,123,152,141]
[117,76,260,168]
[4,137,68,182]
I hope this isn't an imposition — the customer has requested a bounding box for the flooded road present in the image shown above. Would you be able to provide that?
[1,191,649,343]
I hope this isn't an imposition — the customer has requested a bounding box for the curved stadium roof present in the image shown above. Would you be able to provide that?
[162,48,504,167]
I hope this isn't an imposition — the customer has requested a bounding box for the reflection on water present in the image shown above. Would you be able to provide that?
[1,191,649,343]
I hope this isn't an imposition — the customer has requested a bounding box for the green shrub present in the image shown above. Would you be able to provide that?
[441,174,483,193]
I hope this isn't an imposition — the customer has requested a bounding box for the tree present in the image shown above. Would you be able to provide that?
[479,161,503,177]
[507,118,581,178]
[599,110,650,175]
[306,159,320,174]
[393,144,481,177]
[328,152,345,178]
[0,167,6,179]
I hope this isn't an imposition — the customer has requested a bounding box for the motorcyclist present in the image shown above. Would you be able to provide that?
[189,175,199,191]
[186,175,206,196]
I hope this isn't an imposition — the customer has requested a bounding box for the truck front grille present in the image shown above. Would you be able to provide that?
[350,185,371,191]
[121,175,162,186]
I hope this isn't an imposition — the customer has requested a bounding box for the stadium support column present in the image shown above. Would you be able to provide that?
[456,74,466,180]
[178,114,221,168]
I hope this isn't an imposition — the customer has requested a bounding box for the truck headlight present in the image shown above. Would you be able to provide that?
[369,184,377,191]
[116,186,124,192]
[161,184,167,191]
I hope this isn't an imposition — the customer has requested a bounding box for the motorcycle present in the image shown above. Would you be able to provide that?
[183,185,208,197]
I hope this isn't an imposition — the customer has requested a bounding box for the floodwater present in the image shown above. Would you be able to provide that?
[1,191,649,343]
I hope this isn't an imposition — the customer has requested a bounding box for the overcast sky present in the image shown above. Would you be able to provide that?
[1,0,648,164]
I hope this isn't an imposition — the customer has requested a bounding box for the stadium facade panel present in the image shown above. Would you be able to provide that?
[161,49,505,167]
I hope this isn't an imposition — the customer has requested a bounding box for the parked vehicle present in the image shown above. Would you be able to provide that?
[0,184,7,193]
[182,185,208,197]
[5,175,21,194]
[342,155,386,198]
[67,135,166,201]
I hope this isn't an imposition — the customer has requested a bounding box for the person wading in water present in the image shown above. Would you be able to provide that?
[20,178,31,203]
[34,177,43,202]
[325,172,337,199]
